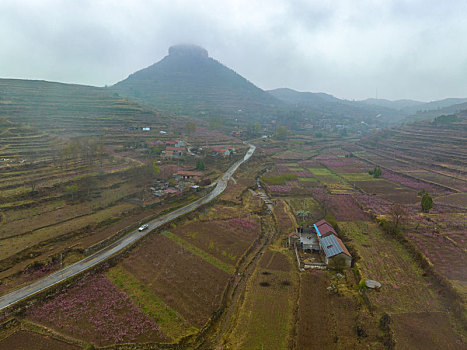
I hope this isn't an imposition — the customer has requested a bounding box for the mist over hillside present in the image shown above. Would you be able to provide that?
[2,44,466,130]
[0,78,163,132]
[113,44,284,119]
[268,88,406,124]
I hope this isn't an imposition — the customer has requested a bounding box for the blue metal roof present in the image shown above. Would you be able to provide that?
[320,235,345,258]
[314,224,321,237]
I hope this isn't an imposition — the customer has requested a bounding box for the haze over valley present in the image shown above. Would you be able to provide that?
[0,1,466,349]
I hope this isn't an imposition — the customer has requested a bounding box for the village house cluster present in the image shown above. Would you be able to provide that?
[290,219,352,269]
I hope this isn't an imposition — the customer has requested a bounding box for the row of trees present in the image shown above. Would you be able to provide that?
[54,137,106,168]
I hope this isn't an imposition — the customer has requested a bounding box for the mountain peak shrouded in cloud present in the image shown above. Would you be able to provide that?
[1,1,467,100]
[168,44,209,58]
[112,44,282,117]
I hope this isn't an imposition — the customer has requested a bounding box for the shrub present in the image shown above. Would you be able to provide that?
[324,215,339,233]
[369,166,382,178]
[421,193,433,213]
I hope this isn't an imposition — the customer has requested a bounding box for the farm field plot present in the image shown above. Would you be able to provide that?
[0,198,189,296]
[338,221,465,348]
[435,192,467,208]
[106,267,196,341]
[407,212,466,282]
[0,202,137,263]
[26,273,165,346]
[0,330,81,350]
[306,188,370,222]
[316,154,372,174]
[170,215,260,267]
[358,119,467,185]
[353,179,419,204]
[405,170,467,192]
[296,271,381,349]
[287,197,323,223]
[339,221,442,314]
[228,249,297,350]
[391,312,464,350]
[339,172,376,182]
[0,180,139,241]
[116,233,231,328]
[261,161,320,196]
[308,167,354,194]
[272,150,309,161]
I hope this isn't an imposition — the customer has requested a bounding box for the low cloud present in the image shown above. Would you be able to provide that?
[0,0,466,101]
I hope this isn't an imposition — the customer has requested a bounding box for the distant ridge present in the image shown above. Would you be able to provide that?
[113,44,283,117]
[361,98,424,110]
[269,88,467,123]
[268,87,404,123]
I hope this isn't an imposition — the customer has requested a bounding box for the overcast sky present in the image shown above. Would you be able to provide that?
[1,0,466,101]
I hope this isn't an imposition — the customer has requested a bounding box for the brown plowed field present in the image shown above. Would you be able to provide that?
[0,331,80,350]
[259,251,290,271]
[391,312,465,349]
[171,216,260,265]
[119,234,230,328]
[297,271,382,349]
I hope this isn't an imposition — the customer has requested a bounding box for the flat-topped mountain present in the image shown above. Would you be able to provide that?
[112,44,283,117]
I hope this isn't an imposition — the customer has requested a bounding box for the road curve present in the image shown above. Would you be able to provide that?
[0,143,256,312]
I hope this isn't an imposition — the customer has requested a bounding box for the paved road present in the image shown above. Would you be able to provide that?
[0,143,256,312]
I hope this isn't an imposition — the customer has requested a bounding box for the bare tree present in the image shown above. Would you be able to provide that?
[388,203,407,232]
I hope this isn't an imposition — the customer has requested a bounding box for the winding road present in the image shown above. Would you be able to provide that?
[0,143,256,312]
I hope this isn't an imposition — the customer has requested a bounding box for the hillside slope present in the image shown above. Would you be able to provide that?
[113,44,283,118]
[0,78,164,133]
[268,87,405,124]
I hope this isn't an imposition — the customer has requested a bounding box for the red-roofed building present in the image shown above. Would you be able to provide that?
[314,219,337,237]
[211,147,231,156]
[165,146,185,157]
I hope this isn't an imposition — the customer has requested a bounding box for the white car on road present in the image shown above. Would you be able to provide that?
[138,224,149,231]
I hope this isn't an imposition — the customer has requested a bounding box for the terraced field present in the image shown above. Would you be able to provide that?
[0,80,186,296]
[0,79,166,133]
[4,157,266,347]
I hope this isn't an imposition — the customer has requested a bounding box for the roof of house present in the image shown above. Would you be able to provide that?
[314,219,337,237]
[320,234,351,258]
[300,233,318,246]
[166,146,185,152]
[210,146,230,153]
